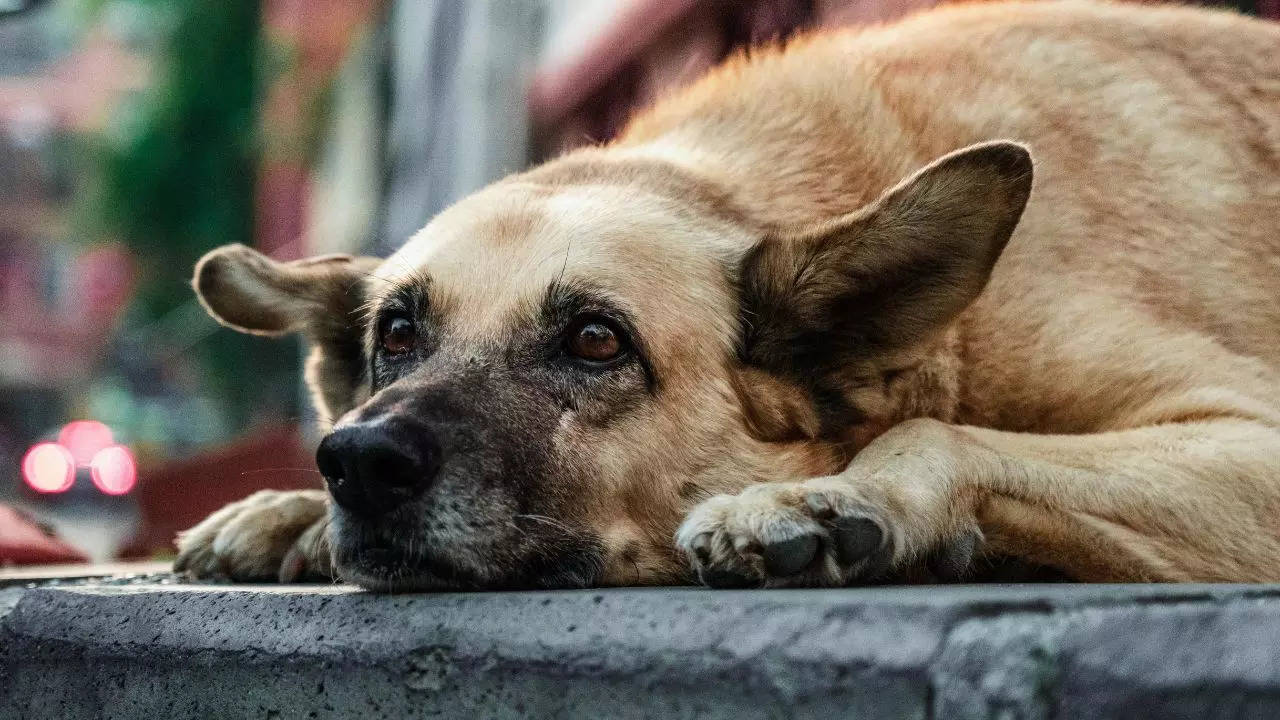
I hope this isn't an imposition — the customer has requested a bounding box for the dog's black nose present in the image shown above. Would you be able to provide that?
[315,418,440,517]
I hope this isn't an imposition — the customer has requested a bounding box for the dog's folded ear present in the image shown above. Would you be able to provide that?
[193,244,382,423]
[740,140,1033,374]
[193,243,380,337]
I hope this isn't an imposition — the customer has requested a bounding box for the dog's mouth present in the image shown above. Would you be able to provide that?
[336,543,478,592]
[329,512,494,591]
[330,510,608,592]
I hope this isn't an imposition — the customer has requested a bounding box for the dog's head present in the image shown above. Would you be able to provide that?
[193,141,1031,590]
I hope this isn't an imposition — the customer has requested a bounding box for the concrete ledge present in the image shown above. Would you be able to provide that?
[4,581,1280,718]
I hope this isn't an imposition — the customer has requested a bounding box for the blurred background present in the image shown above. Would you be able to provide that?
[0,0,1274,567]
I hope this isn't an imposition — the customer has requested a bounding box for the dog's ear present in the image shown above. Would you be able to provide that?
[740,141,1032,378]
[194,243,379,336]
[194,243,381,422]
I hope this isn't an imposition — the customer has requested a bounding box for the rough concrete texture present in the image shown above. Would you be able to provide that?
[3,581,1280,719]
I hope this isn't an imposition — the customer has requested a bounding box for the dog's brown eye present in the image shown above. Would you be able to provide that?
[567,320,621,362]
[380,316,415,355]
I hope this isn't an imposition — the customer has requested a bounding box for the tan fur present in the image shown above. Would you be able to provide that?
[174,490,331,582]
[177,1,1280,587]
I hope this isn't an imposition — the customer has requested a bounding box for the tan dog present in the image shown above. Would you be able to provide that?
[174,1,1280,590]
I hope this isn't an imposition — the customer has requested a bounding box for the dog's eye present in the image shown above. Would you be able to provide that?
[380,315,416,355]
[566,319,622,363]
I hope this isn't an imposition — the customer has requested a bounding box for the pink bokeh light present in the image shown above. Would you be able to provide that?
[22,442,76,494]
[89,445,137,495]
[58,420,114,465]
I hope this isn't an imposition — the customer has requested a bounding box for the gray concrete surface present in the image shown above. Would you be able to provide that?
[3,580,1280,719]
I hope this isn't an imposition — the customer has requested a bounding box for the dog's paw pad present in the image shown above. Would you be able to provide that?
[830,515,883,565]
[762,532,820,577]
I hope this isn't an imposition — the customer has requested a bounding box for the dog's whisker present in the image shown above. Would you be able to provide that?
[513,513,577,537]
[555,237,573,288]
[505,519,531,540]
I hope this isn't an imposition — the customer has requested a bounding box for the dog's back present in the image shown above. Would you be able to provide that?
[618,0,1280,433]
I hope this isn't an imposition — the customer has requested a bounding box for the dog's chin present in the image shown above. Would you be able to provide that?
[341,565,459,593]
[334,544,478,592]
[328,506,607,592]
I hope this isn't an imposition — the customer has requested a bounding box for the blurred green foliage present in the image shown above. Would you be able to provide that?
[92,0,259,313]
[80,0,300,432]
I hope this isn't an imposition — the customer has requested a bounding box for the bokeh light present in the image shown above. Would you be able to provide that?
[22,442,76,494]
[89,445,137,496]
[58,420,115,466]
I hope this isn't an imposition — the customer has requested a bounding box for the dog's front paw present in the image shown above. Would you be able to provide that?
[675,477,980,588]
[174,489,332,583]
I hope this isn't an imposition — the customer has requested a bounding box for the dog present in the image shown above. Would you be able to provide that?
[174,0,1280,590]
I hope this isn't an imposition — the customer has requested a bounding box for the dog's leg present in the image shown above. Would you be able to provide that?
[678,415,1280,586]
[174,489,333,582]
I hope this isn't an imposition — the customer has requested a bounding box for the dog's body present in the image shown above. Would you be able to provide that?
[176,1,1280,588]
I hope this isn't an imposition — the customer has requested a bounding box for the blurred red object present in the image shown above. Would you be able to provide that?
[256,0,382,260]
[120,424,319,557]
[0,242,136,388]
[0,503,88,565]
[530,0,913,154]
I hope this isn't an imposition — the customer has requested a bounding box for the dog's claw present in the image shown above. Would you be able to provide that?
[804,492,833,518]
[278,546,308,584]
[691,532,713,563]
